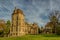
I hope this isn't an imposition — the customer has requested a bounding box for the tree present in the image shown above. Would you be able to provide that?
[0,22,6,37]
[48,10,60,34]
[56,23,60,35]
[49,11,60,23]
[6,20,11,27]
[0,20,11,37]
[4,20,11,37]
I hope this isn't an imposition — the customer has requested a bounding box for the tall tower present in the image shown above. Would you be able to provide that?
[10,8,26,36]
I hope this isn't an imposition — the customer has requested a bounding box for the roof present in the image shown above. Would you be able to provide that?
[12,8,25,16]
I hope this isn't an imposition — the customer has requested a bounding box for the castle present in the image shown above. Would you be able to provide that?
[10,8,39,37]
[0,8,56,37]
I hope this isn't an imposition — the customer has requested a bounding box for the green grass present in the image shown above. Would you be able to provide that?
[0,34,60,40]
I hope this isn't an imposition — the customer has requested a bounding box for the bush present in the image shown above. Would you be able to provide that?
[56,24,60,35]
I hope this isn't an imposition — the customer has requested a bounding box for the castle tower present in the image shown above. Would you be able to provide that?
[10,8,26,36]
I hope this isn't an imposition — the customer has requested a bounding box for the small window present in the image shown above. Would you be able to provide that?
[11,34,12,36]
[13,33,15,35]
[16,33,17,35]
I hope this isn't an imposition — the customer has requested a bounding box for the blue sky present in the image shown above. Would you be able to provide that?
[0,0,60,26]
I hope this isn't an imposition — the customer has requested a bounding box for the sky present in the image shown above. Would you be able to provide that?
[0,0,60,27]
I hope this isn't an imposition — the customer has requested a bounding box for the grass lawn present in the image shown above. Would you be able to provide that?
[0,34,60,40]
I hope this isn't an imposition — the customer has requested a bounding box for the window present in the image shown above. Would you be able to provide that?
[16,33,17,35]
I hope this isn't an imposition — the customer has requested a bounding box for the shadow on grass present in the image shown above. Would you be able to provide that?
[41,34,60,37]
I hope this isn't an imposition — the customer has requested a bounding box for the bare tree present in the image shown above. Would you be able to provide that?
[49,10,60,24]
[48,10,60,34]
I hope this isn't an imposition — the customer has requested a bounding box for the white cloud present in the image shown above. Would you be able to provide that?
[0,0,60,27]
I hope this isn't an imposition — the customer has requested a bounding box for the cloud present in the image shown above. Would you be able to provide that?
[50,0,60,11]
[0,0,60,27]
[0,7,10,12]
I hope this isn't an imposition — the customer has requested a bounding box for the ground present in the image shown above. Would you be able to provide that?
[0,34,60,40]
